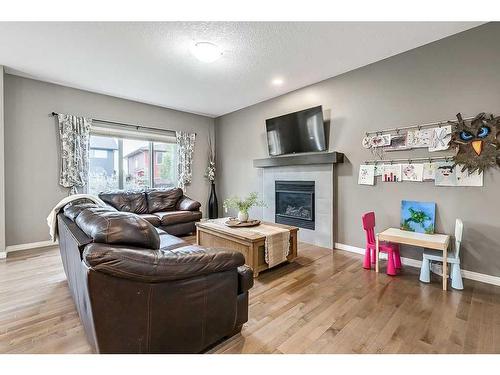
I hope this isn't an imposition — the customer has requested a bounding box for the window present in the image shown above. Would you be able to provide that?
[123,139,150,190]
[88,136,119,194]
[153,143,176,189]
[88,134,177,195]
[156,151,164,164]
[90,149,108,159]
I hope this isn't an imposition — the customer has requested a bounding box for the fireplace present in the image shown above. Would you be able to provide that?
[275,180,315,230]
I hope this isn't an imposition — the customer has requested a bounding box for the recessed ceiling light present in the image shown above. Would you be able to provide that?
[271,78,284,86]
[190,42,222,63]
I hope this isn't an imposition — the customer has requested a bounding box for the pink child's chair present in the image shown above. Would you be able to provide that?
[362,212,402,276]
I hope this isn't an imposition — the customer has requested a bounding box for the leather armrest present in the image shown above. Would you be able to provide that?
[237,265,254,294]
[82,243,245,283]
[103,203,118,211]
[176,195,201,211]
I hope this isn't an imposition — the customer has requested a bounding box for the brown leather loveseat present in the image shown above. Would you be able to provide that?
[98,187,201,236]
[57,200,253,353]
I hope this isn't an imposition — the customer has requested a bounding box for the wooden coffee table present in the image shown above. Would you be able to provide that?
[196,219,298,278]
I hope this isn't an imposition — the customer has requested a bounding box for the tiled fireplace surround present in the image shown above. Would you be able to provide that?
[261,164,334,248]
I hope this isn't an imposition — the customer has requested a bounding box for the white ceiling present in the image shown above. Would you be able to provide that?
[0,22,484,117]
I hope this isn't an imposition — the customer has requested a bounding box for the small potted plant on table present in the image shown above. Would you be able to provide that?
[223,192,266,222]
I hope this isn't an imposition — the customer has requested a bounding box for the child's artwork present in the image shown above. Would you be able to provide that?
[382,164,402,182]
[429,125,452,152]
[401,163,424,182]
[358,164,375,185]
[385,134,410,152]
[362,136,372,149]
[374,164,383,177]
[400,200,436,234]
[456,166,484,187]
[422,162,436,181]
[434,161,456,186]
[406,129,433,148]
[370,134,391,148]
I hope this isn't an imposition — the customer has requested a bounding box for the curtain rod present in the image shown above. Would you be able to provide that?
[50,112,196,135]
[363,155,454,164]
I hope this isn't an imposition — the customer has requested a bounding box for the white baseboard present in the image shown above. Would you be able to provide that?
[461,269,500,286]
[335,242,500,287]
[334,242,421,266]
[0,251,6,259]
[6,240,58,255]
[334,243,365,255]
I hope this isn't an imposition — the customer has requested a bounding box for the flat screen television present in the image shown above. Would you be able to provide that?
[265,105,326,156]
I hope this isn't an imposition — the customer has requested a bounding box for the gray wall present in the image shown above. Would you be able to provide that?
[215,22,500,276]
[4,75,214,246]
[0,66,5,256]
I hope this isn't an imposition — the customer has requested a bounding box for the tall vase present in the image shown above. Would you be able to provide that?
[208,182,218,219]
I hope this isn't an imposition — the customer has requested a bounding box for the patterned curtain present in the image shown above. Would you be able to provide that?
[176,131,196,191]
[57,114,92,195]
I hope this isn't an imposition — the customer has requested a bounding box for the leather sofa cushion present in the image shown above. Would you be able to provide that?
[138,213,161,227]
[155,227,188,249]
[158,232,188,250]
[146,188,183,213]
[154,211,202,226]
[99,191,148,214]
[63,202,101,221]
[83,243,245,282]
[65,205,117,223]
[176,196,201,211]
[76,207,160,249]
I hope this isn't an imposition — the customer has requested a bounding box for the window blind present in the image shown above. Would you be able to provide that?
[91,122,176,143]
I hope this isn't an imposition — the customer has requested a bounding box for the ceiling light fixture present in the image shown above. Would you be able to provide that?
[271,78,284,86]
[190,42,222,63]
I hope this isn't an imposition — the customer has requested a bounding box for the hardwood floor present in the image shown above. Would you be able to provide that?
[0,247,92,353]
[1,239,500,354]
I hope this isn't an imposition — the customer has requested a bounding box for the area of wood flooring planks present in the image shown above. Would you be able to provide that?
[2,239,500,354]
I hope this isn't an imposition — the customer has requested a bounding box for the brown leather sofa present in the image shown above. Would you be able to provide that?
[98,188,201,236]
[57,200,253,353]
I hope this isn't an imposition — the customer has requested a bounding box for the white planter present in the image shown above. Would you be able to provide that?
[238,211,249,222]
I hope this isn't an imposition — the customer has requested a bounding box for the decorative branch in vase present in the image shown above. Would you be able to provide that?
[205,132,218,219]
[223,192,266,223]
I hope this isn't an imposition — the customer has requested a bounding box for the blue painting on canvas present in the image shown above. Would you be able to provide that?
[400,200,436,234]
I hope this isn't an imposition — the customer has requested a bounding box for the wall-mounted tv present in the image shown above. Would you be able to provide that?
[265,105,326,156]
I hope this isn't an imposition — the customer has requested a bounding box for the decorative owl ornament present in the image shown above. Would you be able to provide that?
[451,112,500,173]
